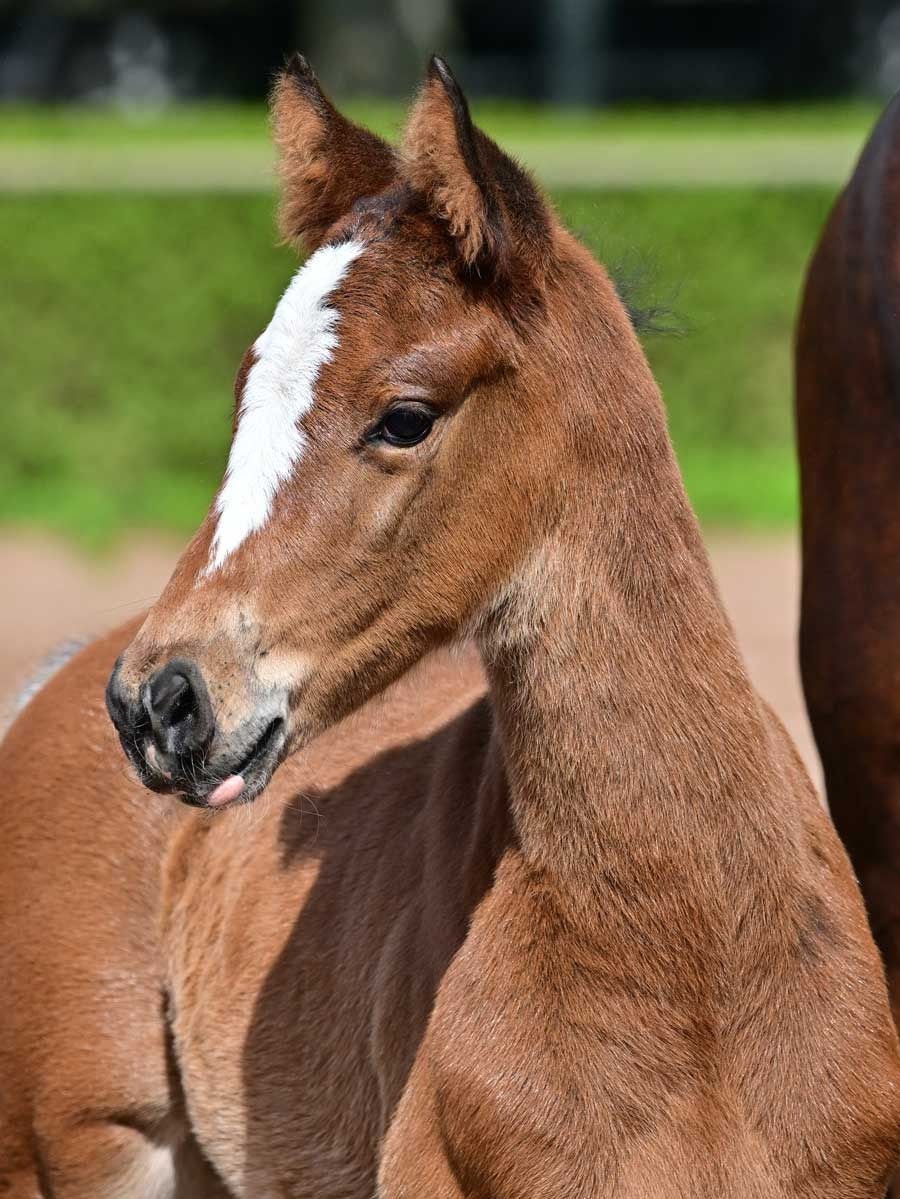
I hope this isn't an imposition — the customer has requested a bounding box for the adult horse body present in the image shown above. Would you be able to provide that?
[2,58,899,1198]
[797,99,900,1031]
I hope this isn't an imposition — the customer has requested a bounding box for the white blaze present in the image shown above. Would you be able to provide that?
[206,238,365,573]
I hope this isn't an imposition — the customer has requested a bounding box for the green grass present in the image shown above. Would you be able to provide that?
[0,100,875,192]
[0,185,835,545]
[0,99,879,144]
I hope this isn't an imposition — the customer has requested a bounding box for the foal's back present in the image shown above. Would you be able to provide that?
[0,621,224,1196]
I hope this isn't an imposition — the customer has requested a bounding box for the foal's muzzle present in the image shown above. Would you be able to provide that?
[107,656,216,804]
[106,655,287,808]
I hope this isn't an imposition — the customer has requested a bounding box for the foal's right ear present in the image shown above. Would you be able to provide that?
[403,56,552,281]
[271,54,398,252]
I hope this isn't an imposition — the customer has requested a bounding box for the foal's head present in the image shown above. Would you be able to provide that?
[106,55,656,807]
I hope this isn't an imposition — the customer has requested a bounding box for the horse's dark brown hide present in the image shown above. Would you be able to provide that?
[797,91,900,1033]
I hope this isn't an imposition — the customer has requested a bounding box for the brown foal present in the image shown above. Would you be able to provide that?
[2,56,899,1199]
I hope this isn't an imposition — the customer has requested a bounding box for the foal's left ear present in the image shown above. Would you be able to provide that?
[272,54,398,252]
[403,56,552,280]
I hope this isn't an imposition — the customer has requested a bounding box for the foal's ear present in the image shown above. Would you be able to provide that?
[271,54,398,252]
[403,56,552,279]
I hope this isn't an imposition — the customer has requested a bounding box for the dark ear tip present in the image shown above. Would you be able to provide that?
[284,52,323,95]
[286,52,313,80]
[428,55,458,91]
[426,55,472,132]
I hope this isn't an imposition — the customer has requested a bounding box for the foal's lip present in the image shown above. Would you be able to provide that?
[194,716,285,809]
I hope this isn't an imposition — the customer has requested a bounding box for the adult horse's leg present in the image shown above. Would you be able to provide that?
[797,92,900,1026]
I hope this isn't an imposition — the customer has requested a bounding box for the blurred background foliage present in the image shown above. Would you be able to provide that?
[1,183,832,542]
[0,1,897,543]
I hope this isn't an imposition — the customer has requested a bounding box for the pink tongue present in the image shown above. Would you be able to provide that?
[207,775,246,807]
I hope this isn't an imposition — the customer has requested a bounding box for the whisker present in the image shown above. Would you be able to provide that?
[94,593,162,615]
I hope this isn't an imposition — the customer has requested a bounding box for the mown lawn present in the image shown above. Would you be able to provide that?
[0,99,874,191]
[0,99,878,144]
[0,185,836,546]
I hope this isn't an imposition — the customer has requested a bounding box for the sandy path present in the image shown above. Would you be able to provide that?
[0,531,820,786]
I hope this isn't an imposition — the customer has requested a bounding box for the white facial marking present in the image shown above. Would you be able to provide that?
[205,238,365,573]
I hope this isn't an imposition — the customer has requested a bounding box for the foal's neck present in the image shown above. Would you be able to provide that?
[479,355,784,912]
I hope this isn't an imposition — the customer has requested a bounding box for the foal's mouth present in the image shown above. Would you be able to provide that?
[203,716,286,808]
[133,716,286,810]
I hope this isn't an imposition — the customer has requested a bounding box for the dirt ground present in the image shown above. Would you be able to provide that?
[0,530,821,789]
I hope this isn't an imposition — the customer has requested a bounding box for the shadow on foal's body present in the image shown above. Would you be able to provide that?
[2,56,900,1198]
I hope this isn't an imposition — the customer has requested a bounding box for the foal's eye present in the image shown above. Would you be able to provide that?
[374,403,436,448]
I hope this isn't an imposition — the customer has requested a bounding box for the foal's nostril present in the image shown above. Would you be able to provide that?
[143,659,215,758]
[148,670,189,725]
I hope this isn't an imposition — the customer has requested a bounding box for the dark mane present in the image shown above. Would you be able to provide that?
[609,251,685,337]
